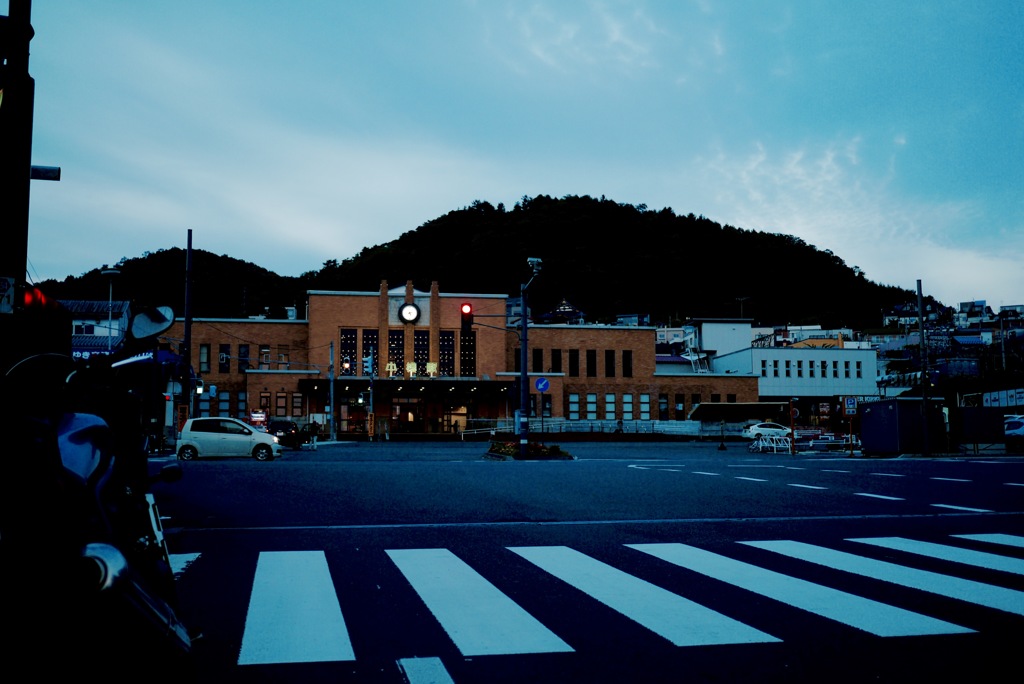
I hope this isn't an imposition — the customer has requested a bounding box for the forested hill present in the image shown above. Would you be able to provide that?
[36,194,930,329]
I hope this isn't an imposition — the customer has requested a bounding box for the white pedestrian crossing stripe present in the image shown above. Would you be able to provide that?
[169,532,1022,667]
[627,543,971,637]
[238,550,356,665]
[509,545,779,646]
[743,540,1024,617]
[848,537,1024,575]
[386,548,573,656]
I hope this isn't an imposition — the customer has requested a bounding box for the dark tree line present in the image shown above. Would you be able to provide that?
[36,194,933,330]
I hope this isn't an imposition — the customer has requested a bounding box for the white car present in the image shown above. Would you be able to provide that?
[742,422,792,439]
[177,417,282,461]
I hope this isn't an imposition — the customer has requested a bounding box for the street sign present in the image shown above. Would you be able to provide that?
[535,377,550,392]
[844,397,858,416]
[0,277,13,314]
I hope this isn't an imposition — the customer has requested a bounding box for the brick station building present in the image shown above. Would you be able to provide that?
[166,280,759,438]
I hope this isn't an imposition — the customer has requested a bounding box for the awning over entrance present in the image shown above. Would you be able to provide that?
[688,402,789,423]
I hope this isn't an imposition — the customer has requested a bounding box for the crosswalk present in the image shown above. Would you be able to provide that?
[171,532,1024,670]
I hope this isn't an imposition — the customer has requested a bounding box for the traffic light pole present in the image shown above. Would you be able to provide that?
[328,341,336,441]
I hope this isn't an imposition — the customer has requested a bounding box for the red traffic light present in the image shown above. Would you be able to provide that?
[460,303,472,315]
[460,302,473,333]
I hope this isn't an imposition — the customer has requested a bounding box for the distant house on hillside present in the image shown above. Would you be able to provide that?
[58,299,130,358]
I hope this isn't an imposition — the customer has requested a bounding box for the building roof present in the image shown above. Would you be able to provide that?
[58,299,130,317]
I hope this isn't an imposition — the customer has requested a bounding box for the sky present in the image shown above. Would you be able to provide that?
[21,1,1024,309]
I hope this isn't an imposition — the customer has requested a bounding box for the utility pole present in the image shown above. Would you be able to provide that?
[0,0,34,292]
[519,259,542,459]
[917,279,930,458]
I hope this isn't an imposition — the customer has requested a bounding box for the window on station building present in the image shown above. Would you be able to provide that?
[691,393,701,407]
[797,360,803,377]
[658,394,668,420]
[727,394,737,403]
[238,345,250,373]
[388,330,404,375]
[197,394,210,417]
[219,344,231,373]
[291,393,303,417]
[218,394,230,416]
[844,361,851,378]
[586,349,597,378]
[856,361,863,378]
[568,349,580,377]
[259,392,271,410]
[761,359,768,377]
[275,392,288,417]
[622,393,634,420]
[773,360,779,377]
[639,394,651,420]
[439,331,455,377]
[586,393,597,420]
[532,348,544,373]
[459,330,476,377]
[199,344,211,374]
[832,361,839,378]
[605,350,615,378]
[551,349,563,373]
[236,391,246,419]
[414,330,430,375]
[785,359,791,377]
[568,393,580,420]
[622,350,633,378]
[540,394,552,418]
[711,393,721,403]
[605,393,616,420]
[277,344,290,370]
[362,329,379,376]
[339,329,358,375]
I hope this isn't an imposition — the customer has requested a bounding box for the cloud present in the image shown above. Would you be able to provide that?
[693,139,1024,306]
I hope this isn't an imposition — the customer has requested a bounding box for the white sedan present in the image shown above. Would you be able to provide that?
[741,422,792,439]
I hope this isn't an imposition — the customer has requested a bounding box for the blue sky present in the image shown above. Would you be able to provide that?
[24,1,1023,309]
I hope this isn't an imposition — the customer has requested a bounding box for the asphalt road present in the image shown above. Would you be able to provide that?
[152,441,1024,683]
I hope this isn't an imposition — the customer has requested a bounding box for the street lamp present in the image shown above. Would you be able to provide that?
[519,258,542,459]
[101,267,120,352]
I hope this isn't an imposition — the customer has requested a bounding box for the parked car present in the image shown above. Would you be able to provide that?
[1006,419,1024,438]
[742,422,792,439]
[177,417,282,461]
[268,420,302,449]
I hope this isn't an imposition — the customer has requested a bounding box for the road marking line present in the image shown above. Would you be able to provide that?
[931,503,993,513]
[510,546,778,646]
[870,473,904,477]
[788,484,827,490]
[629,543,969,637]
[744,540,1024,617]
[397,657,455,684]
[386,548,572,656]
[953,533,1024,549]
[848,537,1024,575]
[238,551,355,665]
[735,477,768,482]
[822,469,850,473]
[930,477,970,482]
[1006,482,1024,487]
[169,552,200,577]
[691,471,720,476]
[854,493,904,501]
